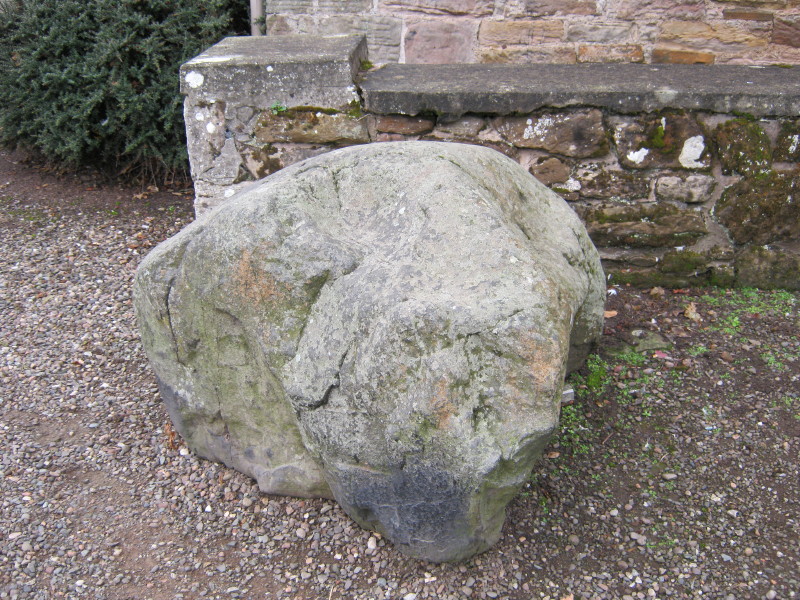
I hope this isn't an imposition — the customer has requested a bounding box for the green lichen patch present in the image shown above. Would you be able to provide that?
[708,265,736,288]
[716,172,799,245]
[736,245,800,291]
[660,250,708,275]
[580,202,707,248]
[714,118,772,177]
[254,109,369,145]
[646,122,668,151]
[606,267,709,289]
[775,119,800,162]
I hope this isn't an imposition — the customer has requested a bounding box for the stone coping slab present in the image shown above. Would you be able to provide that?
[180,35,367,108]
[360,63,800,117]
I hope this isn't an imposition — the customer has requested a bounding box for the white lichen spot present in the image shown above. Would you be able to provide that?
[195,112,205,121]
[565,178,582,192]
[524,116,555,141]
[523,118,534,140]
[509,255,520,264]
[789,134,799,154]
[398,206,406,215]
[224,189,236,198]
[185,71,204,88]
[266,65,274,72]
[679,135,706,169]
[627,148,650,164]
[206,122,217,134]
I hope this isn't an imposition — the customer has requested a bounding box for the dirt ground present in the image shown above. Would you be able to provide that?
[1,150,798,600]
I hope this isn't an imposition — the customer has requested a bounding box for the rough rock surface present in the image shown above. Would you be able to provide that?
[134,142,605,562]
[579,202,708,248]
[716,173,799,245]
[713,119,772,177]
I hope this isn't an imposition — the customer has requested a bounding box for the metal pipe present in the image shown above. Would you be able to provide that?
[250,0,263,36]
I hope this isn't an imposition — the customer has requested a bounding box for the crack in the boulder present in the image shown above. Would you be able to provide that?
[318,380,338,408]
[164,275,184,367]
[310,341,354,410]
[493,308,524,331]
[293,270,331,346]
[329,167,341,200]
[513,219,534,242]
[159,233,198,368]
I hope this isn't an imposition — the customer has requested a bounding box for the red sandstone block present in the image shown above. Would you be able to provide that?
[476,45,577,63]
[652,47,716,63]
[658,20,770,49]
[404,18,478,63]
[774,16,800,47]
[376,133,412,142]
[615,0,704,20]
[565,21,636,43]
[375,115,436,134]
[478,19,564,46]
[578,44,645,63]
[723,9,774,21]
[380,0,492,16]
[503,0,597,17]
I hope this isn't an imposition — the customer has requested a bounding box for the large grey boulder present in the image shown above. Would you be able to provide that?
[134,141,605,562]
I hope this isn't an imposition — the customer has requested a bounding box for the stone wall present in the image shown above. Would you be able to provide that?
[181,35,800,289]
[262,0,800,66]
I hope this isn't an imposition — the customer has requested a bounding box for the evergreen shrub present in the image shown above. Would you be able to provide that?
[0,0,246,182]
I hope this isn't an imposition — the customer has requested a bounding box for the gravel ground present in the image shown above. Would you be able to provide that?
[1,151,798,600]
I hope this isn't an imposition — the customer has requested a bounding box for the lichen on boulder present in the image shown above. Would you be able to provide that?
[134,142,605,562]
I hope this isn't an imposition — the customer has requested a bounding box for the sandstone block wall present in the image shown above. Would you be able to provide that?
[182,36,800,290]
[263,0,800,66]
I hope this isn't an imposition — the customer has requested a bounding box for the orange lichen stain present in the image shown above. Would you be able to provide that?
[431,378,456,428]
[520,332,565,391]
[232,249,286,305]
